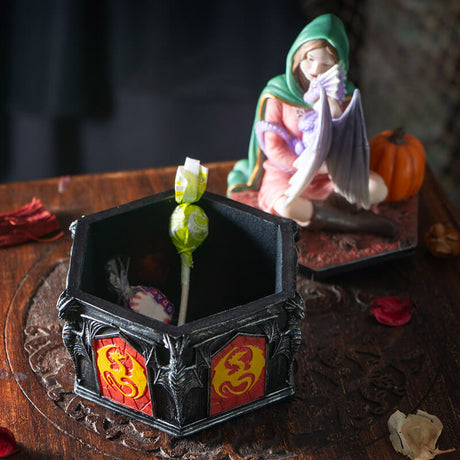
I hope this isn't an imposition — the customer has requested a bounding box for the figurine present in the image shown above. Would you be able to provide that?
[228,14,396,236]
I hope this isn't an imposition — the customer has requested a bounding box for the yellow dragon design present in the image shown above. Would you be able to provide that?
[96,344,147,400]
[212,345,265,398]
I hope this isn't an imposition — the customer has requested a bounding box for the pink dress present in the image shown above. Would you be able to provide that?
[257,98,334,214]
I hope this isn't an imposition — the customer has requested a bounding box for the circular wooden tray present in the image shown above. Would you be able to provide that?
[5,242,441,459]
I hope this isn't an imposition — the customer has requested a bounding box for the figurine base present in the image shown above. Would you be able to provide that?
[228,190,418,277]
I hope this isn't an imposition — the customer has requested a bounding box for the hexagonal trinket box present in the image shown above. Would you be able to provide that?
[57,190,304,437]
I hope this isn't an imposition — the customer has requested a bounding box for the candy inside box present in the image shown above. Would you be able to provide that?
[58,190,304,437]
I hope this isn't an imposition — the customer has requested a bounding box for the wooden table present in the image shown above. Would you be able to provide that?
[1,162,458,459]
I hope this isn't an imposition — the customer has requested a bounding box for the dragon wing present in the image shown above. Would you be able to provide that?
[285,86,332,205]
[326,89,370,209]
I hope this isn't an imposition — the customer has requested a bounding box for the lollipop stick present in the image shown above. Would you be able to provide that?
[177,255,190,326]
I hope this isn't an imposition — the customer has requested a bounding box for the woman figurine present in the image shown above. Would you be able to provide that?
[228,14,396,236]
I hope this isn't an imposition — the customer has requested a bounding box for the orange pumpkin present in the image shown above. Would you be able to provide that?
[369,127,426,202]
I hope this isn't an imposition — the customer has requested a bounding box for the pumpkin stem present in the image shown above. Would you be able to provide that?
[388,127,406,145]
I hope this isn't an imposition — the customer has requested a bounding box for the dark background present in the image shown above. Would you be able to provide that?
[0,0,458,211]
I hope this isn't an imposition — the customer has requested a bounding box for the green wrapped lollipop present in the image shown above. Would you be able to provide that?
[169,158,209,325]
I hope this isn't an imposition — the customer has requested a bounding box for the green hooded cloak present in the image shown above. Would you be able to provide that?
[227,14,354,193]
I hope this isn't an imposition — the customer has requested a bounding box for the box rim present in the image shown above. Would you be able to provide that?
[66,190,299,334]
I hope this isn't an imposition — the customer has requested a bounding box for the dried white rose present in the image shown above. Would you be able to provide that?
[388,410,455,459]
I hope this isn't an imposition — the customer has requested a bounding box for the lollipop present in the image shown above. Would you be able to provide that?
[105,257,174,323]
[169,158,209,325]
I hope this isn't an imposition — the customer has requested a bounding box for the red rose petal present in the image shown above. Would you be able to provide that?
[370,296,413,326]
[0,427,18,458]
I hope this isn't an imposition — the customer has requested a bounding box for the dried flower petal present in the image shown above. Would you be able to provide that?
[370,296,413,326]
[388,410,455,459]
[0,427,19,458]
[0,198,62,248]
[424,222,460,257]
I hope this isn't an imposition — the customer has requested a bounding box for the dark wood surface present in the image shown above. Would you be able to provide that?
[1,162,459,459]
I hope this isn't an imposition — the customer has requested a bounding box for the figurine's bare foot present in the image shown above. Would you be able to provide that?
[369,171,388,205]
[274,196,314,226]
